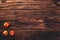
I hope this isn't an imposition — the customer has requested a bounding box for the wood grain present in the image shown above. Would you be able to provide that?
[0,0,60,40]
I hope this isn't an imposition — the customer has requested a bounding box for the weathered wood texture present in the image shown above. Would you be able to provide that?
[0,0,60,40]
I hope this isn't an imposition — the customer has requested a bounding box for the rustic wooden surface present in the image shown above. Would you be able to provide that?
[0,0,60,40]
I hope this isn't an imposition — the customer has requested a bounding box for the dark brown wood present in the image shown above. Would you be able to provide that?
[0,0,60,40]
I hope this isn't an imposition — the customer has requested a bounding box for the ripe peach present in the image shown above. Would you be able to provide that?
[3,30,8,36]
[4,22,10,28]
[10,30,15,36]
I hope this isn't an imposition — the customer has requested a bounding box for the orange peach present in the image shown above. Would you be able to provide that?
[10,30,15,36]
[3,30,8,36]
[4,22,10,28]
